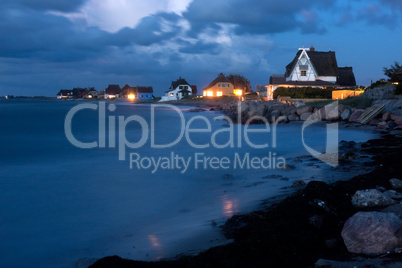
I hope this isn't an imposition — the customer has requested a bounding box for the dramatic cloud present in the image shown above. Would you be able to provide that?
[0,0,401,96]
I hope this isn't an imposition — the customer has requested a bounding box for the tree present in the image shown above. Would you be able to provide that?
[227,74,252,92]
[255,84,266,92]
[383,61,401,82]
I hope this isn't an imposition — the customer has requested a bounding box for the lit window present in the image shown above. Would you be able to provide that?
[128,94,135,100]
[217,91,223,96]
[203,91,207,96]
[170,93,174,96]
[301,70,307,76]
[233,90,243,96]
[207,91,213,97]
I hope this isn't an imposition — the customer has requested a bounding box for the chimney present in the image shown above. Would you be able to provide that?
[310,46,315,52]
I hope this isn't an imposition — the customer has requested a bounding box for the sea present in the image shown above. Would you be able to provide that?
[0,100,377,268]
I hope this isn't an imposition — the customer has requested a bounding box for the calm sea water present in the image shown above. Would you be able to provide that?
[0,100,376,267]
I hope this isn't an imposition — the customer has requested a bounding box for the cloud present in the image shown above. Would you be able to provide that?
[184,0,333,35]
[3,0,86,12]
[64,0,193,33]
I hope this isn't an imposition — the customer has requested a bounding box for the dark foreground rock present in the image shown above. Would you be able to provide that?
[90,134,402,268]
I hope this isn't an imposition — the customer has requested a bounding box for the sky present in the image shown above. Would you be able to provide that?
[0,0,401,97]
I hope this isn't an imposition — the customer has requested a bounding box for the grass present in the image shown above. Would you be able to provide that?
[305,96,373,109]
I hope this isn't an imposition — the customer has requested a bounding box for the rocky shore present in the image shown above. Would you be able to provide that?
[89,99,402,268]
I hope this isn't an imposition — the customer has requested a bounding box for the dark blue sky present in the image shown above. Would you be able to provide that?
[0,0,401,96]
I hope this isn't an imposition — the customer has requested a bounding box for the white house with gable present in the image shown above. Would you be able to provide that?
[160,77,196,101]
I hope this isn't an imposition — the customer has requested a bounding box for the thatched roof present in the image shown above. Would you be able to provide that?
[170,77,191,90]
[337,67,356,86]
[286,50,338,77]
[105,84,121,95]
[203,73,232,90]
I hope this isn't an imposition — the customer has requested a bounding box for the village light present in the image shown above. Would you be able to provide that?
[234,89,243,96]
[128,94,135,100]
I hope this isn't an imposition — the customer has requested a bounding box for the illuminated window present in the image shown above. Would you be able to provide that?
[170,93,174,96]
[301,70,307,76]
[203,91,207,96]
[233,90,243,96]
[217,91,223,96]
[207,91,213,96]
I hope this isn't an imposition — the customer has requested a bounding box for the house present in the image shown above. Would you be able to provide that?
[83,88,98,99]
[57,89,74,99]
[160,77,195,101]
[104,84,121,99]
[266,46,356,100]
[121,84,154,100]
[202,73,249,97]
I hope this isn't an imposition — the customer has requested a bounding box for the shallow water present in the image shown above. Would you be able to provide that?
[0,100,377,267]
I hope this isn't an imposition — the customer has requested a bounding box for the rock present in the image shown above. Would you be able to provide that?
[315,257,402,268]
[326,108,340,121]
[390,178,402,189]
[351,189,396,208]
[287,114,300,121]
[381,204,402,218]
[337,104,348,114]
[384,190,402,200]
[300,112,313,121]
[341,211,402,255]
[387,121,398,129]
[369,119,380,126]
[317,107,327,120]
[382,111,392,121]
[348,109,364,122]
[293,101,305,108]
[283,106,297,115]
[291,180,306,187]
[269,110,281,121]
[276,115,288,124]
[377,121,390,129]
[296,105,313,116]
[340,109,351,120]
[391,115,402,126]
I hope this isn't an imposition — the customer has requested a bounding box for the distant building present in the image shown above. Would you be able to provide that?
[57,90,74,99]
[266,46,356,100]
[160,77,195,101]
[202,73,249,97]
[104,84,121,99]
[121,85,154,100]
[83,88,98,99]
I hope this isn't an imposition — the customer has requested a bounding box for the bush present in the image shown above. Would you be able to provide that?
[273,87,333,99]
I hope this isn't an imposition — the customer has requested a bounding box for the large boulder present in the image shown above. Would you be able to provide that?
[287,114,300,121]
[300,112,313,121]
[351,189,396,208]
[348,109,365,122]
[390,178,402,189]
[382,111,392,121]
[340,109,351,121]
[341,211,402,255]
[296,105,313,116]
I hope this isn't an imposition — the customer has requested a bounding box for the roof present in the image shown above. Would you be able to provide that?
[203,73,232,90]
[170,77,191,90]
[57,89,73,96]
[121,85,153,95]
[105,84,121,95]
[337,67,356,87]
[269,75,339,87]
[286,50,338,77]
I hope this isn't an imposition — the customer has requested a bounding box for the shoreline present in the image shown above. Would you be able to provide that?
[89,128,402,267]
